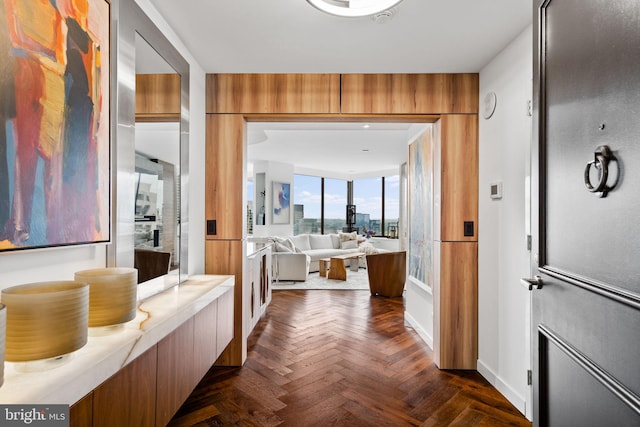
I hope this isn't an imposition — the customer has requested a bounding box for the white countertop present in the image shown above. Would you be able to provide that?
[0,274,234,405]
[247,241,272,257]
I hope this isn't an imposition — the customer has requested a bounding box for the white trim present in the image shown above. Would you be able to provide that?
[477,359,530,420]
[407,275,433,295]
[404,310,433,349]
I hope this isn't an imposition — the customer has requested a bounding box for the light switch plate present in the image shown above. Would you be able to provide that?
[490,182,503,199]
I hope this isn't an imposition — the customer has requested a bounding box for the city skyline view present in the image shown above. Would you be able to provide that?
[248,173,400,236]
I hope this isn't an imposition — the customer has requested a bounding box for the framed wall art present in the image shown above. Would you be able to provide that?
[272,181,290,224]
[0,0,111,251]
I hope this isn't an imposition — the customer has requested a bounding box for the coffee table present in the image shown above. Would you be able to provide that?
[327,252,365,281]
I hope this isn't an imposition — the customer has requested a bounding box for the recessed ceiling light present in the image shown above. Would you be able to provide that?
[306,0,404,18]
[362,124,371,129]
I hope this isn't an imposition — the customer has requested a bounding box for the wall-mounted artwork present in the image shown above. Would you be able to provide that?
[272,181,290,224]
[0,0,110,251]
[408,135,432,288]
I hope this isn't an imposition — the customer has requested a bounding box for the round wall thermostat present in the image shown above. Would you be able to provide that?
[483,91,497,119]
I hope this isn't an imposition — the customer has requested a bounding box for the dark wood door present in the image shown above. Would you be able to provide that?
[531,0,640,425]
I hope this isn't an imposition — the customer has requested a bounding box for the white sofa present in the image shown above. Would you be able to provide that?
[270,232,382,281]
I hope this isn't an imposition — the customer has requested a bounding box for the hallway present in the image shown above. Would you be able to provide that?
[170,290,531,426]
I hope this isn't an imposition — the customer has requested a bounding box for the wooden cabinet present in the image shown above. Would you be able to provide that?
[341,74,478,114]
[193,300,218,381]
[206,74,341,114]
[93,346,158,427]
[69,285,235,427]
[431,114,478,370]
[206,240,244,366]
[156,318,195,427]
[205,114,245,240]
[70,393,93,427]
[433,242,478,369]
[434,115,478,242]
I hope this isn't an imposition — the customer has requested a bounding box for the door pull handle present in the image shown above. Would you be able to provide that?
[584,145,617,197]
[520,276,543,291]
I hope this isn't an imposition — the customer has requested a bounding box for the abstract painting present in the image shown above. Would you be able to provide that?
[0,0,110,251]
[408,133,432,289]
[272,181,290,224]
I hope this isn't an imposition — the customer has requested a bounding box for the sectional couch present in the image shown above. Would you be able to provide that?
[270,232,381,281]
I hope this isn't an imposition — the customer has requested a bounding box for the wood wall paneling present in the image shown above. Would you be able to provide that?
[435,241,478,370]
[193,301,218,385]
[340,74,479,114]
[206,74,341,114]
[206,240,244,366]
[70,393,93,427]
[93,346,157,427]
[205,114,245,240]
[205,73,479,372]
[136,74,181,121]
[156,318,195,427]
[439,114,478,242]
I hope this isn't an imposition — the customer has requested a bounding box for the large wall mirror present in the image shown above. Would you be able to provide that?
[109,0,189,299]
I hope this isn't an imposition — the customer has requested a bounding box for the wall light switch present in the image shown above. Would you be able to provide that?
[207,220,217,235]
[490,182,503,199]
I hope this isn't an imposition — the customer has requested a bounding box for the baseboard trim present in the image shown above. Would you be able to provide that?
[477,359,529,418]
[404,311,433,350]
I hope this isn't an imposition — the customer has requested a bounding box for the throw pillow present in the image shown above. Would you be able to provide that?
[274,241,293,253]
[339,231,357,242]
[340,239,358,249]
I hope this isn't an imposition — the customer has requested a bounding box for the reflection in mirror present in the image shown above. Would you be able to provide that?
[113,0,189,301]
[133,33,180,284]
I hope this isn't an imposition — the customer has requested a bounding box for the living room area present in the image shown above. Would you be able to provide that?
[245,121,426,290]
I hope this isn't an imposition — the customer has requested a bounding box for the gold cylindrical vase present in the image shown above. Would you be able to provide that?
[2,281,89,362]
[74,267,138,327]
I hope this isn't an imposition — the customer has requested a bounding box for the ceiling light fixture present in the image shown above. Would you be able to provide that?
[306,0,404,18]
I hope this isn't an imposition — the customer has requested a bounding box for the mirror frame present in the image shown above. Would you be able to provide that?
[108,0,189,295]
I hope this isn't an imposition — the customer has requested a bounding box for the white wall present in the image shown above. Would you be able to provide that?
[477,25,532,419]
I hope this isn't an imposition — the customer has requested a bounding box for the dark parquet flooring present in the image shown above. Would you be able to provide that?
[169,290,532,427]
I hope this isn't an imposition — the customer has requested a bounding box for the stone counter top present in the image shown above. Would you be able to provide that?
[0,274,234,405]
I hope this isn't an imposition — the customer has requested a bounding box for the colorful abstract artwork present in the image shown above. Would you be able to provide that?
[0,0,110,251]
[272,181,290,224]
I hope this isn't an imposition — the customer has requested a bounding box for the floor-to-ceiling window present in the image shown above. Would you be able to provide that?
[384,175,400,237]
[323,178,347,233]
[294,173,400,237]
[293,174,321,234]
[353,177,382,235]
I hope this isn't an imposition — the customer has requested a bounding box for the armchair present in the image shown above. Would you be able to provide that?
[272,252,311,282]
[366,251,406,297]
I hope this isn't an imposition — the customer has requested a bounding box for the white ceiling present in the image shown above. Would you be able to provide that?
[247,122,429,180]
[144,0,532,176]
[148,0,531,73]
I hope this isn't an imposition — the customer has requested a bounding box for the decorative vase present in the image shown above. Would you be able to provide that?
[74,267,138,327]
[2,281,89,362]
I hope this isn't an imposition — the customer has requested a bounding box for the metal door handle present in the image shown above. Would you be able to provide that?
[584,145,616,197]
[520,276,543,291]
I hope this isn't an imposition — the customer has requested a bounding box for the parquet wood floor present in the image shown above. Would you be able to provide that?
[170,290,532,427]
